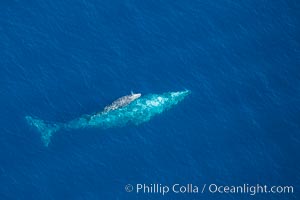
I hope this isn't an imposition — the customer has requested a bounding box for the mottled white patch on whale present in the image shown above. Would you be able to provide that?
[103,92,141,112]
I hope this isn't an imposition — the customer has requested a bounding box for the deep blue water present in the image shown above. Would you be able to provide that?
[0,0,299,199]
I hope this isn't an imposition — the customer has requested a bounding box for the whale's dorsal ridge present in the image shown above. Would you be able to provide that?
[103,92,141,112]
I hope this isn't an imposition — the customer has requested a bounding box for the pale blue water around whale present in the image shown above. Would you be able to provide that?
[0,0,299,200]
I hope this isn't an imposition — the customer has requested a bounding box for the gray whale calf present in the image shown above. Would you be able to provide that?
[25,90,190,146]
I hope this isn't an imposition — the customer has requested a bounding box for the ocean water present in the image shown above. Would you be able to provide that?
[0,0,299,199]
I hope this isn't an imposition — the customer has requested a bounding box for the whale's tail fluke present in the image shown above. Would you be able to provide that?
[25,116,61,147]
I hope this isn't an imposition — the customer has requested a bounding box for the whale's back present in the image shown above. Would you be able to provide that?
[103,93,141,112]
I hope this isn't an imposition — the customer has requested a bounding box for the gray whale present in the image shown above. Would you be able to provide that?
[25,90,190,146]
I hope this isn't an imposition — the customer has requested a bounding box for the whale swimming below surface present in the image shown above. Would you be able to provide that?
[25,90,190,146]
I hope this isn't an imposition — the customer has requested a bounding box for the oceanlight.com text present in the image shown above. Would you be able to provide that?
[124,183,294,196]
